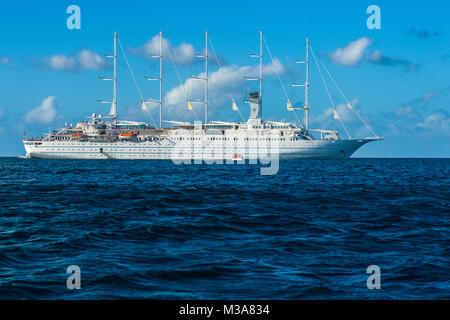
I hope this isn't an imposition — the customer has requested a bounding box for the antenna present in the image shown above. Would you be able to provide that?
[144,31,163,128]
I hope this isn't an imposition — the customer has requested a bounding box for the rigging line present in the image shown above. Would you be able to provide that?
[292,109,302,128]
[208,38,245,122]
[263,36,304,128]
[310,45,351,139]
[118,38,158,128]
[262,37,289,100]
[318,58,379,138]
[165,41,200,122]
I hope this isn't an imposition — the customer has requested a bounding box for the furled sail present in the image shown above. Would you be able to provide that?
[232,99,239,111]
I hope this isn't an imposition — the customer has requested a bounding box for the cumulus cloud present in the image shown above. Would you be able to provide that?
[41,55,77,72]
[77,50,109,70]
[328,37,372,67]
[417,110,450,132]
[162,58,287,119]
[262,57,284,74]
[129,34,196,65]
[378,87,450,136]
[328,38,418,72]
[366,50,419,72]
[311,87,450,139]
[24,96,57,124]
[40,50,108,72]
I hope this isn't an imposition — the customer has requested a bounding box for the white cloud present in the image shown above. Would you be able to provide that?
[77,50,108,70]
[24,96,57,124]
[328,37,372,66]
[377,87,450,137]
[42,55,77,72]
[129,33,196,65]
[263,57,284,74]
[40,50,107,72]
[366,50,382,62]
[417,111,450,132]
[329,39,418,71]
[162,59,286,119]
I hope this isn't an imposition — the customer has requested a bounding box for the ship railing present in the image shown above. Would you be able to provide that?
[307,128,338,140]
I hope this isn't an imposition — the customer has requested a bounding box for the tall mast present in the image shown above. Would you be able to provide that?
[259,30,263,105]
[95,31,118,121]
[245,31,264,120]
[291,37,310,130]
[159,31,163,128]
[190,31,208,123]
[305,38,309,130]
[144,31,163,128]
[205,31,208,124]
[113,31,117,123]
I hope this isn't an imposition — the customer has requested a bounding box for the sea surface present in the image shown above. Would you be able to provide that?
[0,158,448,299]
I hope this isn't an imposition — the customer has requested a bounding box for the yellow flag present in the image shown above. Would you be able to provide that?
[347,102,353,109]
[187,100,193,110]
[287,99,293,111]
[232,99,238,111]
[333,109,340,120]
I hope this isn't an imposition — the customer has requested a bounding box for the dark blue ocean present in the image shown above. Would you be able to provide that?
[0,158,448,299]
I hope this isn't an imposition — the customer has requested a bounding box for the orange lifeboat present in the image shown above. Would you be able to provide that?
[232,154,243,161]
[119,132,137,137]
[119,132,138,140]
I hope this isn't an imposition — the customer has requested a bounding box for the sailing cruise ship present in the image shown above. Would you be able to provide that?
[22,31,382,160]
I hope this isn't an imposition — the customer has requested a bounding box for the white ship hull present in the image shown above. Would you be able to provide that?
[23,138,370,160]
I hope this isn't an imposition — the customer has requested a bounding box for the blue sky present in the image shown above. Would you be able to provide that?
[0,0,449,157]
